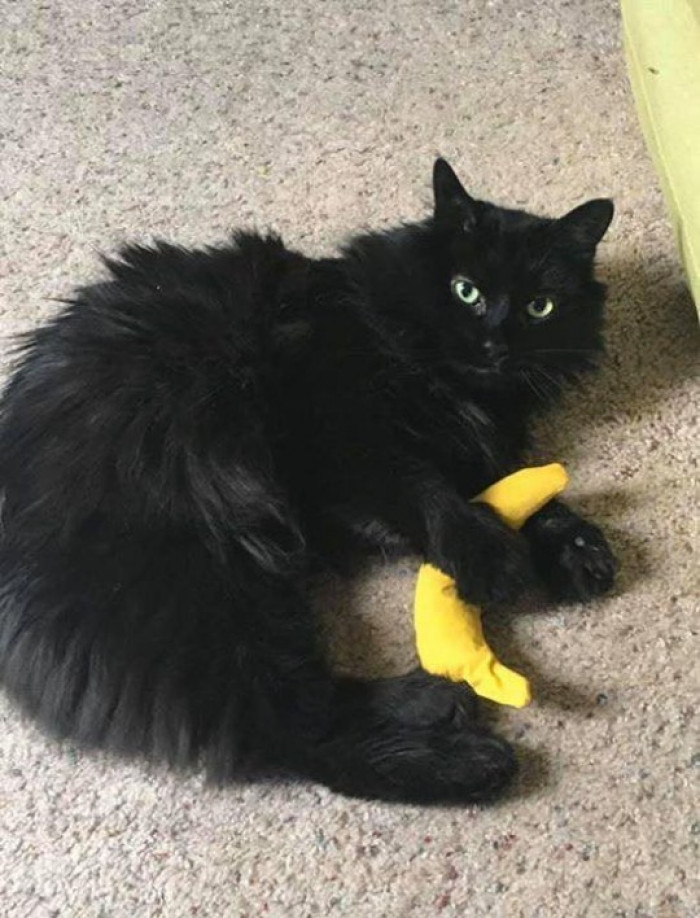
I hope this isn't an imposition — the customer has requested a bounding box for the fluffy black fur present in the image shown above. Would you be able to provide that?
[0,160,617,803]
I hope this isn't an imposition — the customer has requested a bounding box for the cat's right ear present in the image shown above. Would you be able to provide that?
[553,199,614,255]
[433,158,477,231]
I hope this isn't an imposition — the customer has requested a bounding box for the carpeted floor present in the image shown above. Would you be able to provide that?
[1,1,698,915]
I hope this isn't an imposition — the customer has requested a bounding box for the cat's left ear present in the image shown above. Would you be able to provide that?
[554,199,614,254]
[433,158,478,231]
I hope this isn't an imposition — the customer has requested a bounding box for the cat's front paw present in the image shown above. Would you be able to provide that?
[532,519,618,602]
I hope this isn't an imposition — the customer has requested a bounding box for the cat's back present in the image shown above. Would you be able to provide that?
[0,231,301,542]
[56,230,296,363]
[2,230,297,415]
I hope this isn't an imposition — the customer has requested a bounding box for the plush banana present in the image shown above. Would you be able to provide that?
[414,464,569,708]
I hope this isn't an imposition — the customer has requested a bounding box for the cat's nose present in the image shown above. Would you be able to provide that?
[484,339,508,362]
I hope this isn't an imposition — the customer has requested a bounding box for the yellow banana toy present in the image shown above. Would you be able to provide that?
[414,464,569,708]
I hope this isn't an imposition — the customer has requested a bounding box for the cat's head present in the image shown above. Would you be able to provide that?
[429,158,613,397]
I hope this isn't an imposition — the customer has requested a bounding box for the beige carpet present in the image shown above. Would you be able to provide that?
[1,1,698,915]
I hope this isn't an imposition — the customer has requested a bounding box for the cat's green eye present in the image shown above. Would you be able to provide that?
[526,296,556,321]
[452,277,484,311]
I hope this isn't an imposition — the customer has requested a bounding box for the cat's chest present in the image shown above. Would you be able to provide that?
[398,373,529,469]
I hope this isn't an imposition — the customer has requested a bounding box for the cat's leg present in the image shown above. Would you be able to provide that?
[522,498,617,601]
[305,668,517,803]
[425,497,533,606]
[365,471,533,606]
[236,584,517,803]
[191,560,519,804]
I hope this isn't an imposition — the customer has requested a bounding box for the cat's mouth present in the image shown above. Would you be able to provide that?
[442,336,514,383]
[470,358,508,376]
[448,354,513,386]
[466,354,568,397]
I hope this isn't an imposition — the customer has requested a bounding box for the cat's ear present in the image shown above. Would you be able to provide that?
[554,199,614,254]
[433,158,477,231]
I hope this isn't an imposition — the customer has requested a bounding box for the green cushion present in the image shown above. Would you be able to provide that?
[622,0,700,312]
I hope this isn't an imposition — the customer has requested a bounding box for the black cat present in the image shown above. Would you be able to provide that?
[0,160,617,803]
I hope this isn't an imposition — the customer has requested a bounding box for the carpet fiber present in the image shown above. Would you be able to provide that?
[1,2,698,916]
